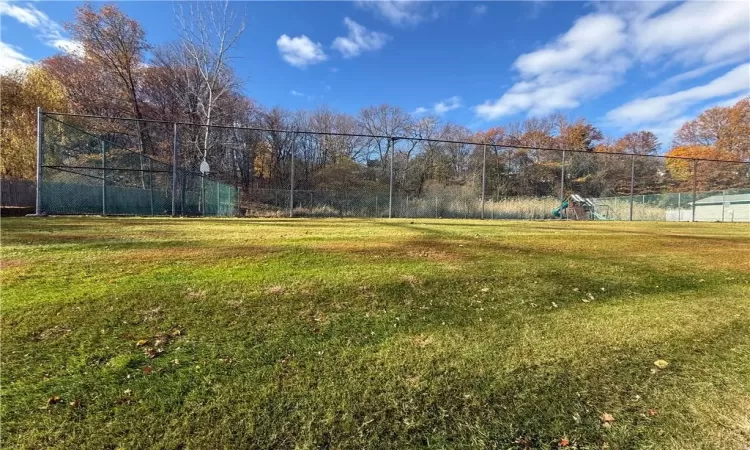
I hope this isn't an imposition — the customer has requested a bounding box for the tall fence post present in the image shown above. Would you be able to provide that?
[35,107,44,215]
[721,190,726,222]
[101,141,107,216]
[388,137,394,219]
[289,145,295,218]
[149,158,154,216]
[559,150,566,219]
[171,123,178,217]
[481,143,487,219]
[691,159,698,222]
[629,154,635,221]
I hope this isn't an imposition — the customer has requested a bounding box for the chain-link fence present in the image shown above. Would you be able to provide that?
[35,110,750,221]
[37,111,237,216]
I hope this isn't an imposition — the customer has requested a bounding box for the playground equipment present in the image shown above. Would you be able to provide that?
[553,194,608,220]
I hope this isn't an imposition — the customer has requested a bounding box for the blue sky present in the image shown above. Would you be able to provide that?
[1,1,749,146]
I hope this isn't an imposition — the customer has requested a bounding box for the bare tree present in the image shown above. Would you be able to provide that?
[175,0,246,162]
[358,105,413,179]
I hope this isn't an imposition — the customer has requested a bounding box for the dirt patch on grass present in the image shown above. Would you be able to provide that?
[412,334,434,348]
[117,244,280,264]
[35,325,72,341]
[0,259,26,270]
[316,238,465,262]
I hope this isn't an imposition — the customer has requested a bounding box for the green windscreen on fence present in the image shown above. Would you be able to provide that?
[39,114,236,217]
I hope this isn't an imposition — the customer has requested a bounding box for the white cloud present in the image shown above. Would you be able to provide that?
[0,1,47,27]
[414,96,462,116]
[277,34,327,68]
[50,39,84,57]
[290,90,305,97]
[0,1,82,56]
[332,17,390,58]
[631,1,750,65]
[606,63,750,127]
[472,5,487,16]
[475,14,629,120]
[473,1,750,121]
[513,14,627,76]
[0,41,33,74]
[356,0,432,27]
[660,58,744,88]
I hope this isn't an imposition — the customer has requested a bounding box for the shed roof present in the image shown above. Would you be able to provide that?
[694,193,750,205]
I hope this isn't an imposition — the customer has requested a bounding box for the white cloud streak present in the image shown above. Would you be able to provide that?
[606,63,750,127]
[472,5,487,16]
[0,1,82,56]
[414,96,462,116]
[355,0,434,27]
[332,17,390,58]
[0,41,33,73]
[277,34,327,68]
[474,1,750,122]
[476,14,629,120]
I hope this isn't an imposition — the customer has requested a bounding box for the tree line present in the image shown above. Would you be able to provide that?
[2,3,748,201]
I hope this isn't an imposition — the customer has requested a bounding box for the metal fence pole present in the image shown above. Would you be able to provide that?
[629,154,635,221]
[388,137,394,219]
[289,146,295,217]
[101,141,107,216]
[149,158,154,216]
[481,143,487,219]
[721,190,726,222]
[559,150,565,219]
[171,123,178,217]
[691,159,698,222]
[35,107,44,215]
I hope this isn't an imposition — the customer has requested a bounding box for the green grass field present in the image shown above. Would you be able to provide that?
[2,218,749,449]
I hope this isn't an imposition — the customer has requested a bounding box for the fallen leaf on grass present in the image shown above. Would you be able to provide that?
[143,347,162,359]
[600,412,615,427]
[69,400,80,409]
[47,396,62,405]
[143,366,152,375]
[559,437,570,447]
[135,339,149,347]
[647,408,659,417]
[654,359,669,369]
[480,287,490,293]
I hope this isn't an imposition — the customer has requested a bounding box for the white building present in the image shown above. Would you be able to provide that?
[666,193,750,222]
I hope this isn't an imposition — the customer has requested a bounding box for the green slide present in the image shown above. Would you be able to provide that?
[552,200,568,218]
